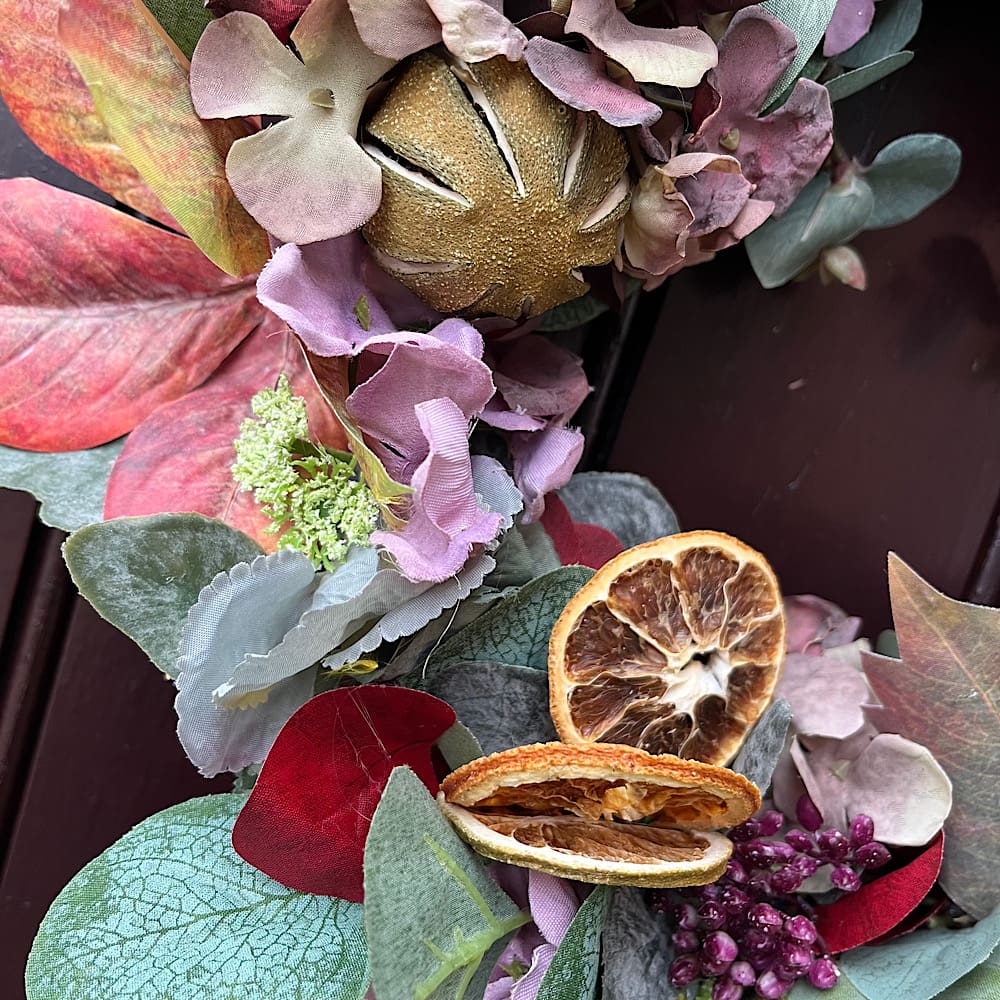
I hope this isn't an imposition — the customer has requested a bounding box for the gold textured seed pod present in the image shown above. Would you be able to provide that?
[362,53,630,319]
[438,742,760,888]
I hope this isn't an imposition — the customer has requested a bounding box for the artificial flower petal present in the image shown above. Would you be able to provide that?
[776,647,870,738]
[508,423,585,523]
[347,0,442,59]
[206,0,310,41]
[620,163,695,277]
[231,686,456,901]
[524,36,662,127]
[565,0,717,87]
[489,335,591,425]
[824,0,875,57]
[785,594,863,654]
[371,398,504,582]
[428,0,527,62]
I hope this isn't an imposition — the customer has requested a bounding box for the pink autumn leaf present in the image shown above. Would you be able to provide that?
[0,179,263,452]
[104,322,347,550]
[190,1,393,244]
[824,0,875,57]
[370,397,505,582]
[524,36,662,127]
[689,7,833,214]
[565,0,717,87]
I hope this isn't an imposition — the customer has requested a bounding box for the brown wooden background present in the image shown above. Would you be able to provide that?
[1,5,995,995]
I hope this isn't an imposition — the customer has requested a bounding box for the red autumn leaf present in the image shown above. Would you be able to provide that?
[206,0,309,41]
[0,0,172,225]
[104,321,348,549]
[232,686,457,902]
[540,493,624,569]
[0,179,264,451]
[815,832,945,954]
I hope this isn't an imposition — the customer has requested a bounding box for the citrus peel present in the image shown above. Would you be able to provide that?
[439,742,760,887]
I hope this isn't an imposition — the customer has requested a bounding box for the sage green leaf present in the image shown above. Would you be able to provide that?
[537,291,610,332]
[760,0,839,108]
[863,134,961,230]
[558,472,679,548]
[839,906,1000,1000]
[140,0,213,62]
[364,767,529,1000]
[938,941,1000,1000]
[602,887,677,1000]
[536,886,610,1000]
[63,513,263,677]
[745,172,874,288]
[0,438,123,531]
[428,567,594,672]
[436,721,485,770]
[839,0,922,68]
[731,699,792,792]
[25,793,369,1000]
[487,522,562,589]
[826,51,914,101]
[789,973,867,999]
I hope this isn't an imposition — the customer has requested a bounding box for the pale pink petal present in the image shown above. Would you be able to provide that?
[621,163,695,276]
[428,0,527,62]
[524,36,661,127]
[784,595,864,654]
[696,196,773,251]
[824,0,875,57]
[491,335,590,423]
[776,651,870,739]
[348,0,442,58]
[565,0,717,87]
[673,161,751,237]
[509,424,585,523]
[481,396,546,432]
[371,398,504,582]
[527,870,580,946]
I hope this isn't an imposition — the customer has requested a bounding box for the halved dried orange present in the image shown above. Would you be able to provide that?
[549,531,785,764]
[438,742,760,886]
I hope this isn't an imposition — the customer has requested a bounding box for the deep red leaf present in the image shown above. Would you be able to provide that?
[206,0,309,41]
[815,832,945,954]
[0,179,263,451]
[540,493,624,569]
[104,320,347,549]
[231,687,457,902]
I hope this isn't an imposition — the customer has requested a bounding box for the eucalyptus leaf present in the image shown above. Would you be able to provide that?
[25,793,369,1000]
[537,291,610,332]
[760,0,839,108]
[863,134,961,230]
[826,51,914,101]
[839,906,1000,1000]
[421,660,558,755]
[0,438,123,531]
[436,721,485,771]
[558,472,679,548]
[487,522,562,589]
[602,887,677,1000]
[63,514,263,677]
[745,172,874,288]
[428,567,594,672]
[788,974,867,999]
[938,940,1000,1000]
[140,0,213,61]
[535,886,610,1000]
[364,767,529,1000]
[839,0,922,68]
[731,699,793,792]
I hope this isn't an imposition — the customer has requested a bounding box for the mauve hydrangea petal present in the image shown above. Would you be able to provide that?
[371,398,504,582]
[785,594,864,654]
[509,424,585,523]
[621,163,695,277]
[481,396,546,432]
[524,36,661,127]
[490,335,590,423]
[776,649,870,739]
[696,195,772,251]
[347,0,442,59]
[824,0,875,57]
[678,167,752,237]
[429,0,527,62]
[566,0,717,87]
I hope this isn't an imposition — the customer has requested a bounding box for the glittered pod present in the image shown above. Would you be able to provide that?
[362,53,631,319]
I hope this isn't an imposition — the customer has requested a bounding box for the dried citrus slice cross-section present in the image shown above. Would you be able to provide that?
[549,531,785,765]
[438,742,760,887]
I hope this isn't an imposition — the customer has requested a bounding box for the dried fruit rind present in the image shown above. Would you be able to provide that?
[549,531,786,765]
[439,742,760,887]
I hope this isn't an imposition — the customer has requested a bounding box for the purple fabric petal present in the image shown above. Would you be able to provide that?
[823,0,875,57]
[347,0,442,58]
[509,424,585,523]
[491,336,590,423]
[428,0,527,62]
[565,0,717,87]
[371,398,503,582]
[776,649,870,739]
[510,943,558,1000]
[785,594,864,654]
[481,396,547,431]
[527,870,579,945]
[524,36,661,127]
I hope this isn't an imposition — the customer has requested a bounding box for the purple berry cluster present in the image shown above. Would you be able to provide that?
[657,800,891,999]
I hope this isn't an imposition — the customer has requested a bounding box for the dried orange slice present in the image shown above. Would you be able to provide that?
[438,742,760,887]
[549,531,785,764]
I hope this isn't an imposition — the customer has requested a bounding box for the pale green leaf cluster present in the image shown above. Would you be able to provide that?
[232,373,378,570]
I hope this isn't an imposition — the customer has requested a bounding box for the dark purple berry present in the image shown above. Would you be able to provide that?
[796,794,823,832]
[668,954,700,987]
[756,969,794,999]
[809,957,839,989]
[702,883,723,901]
[721,885,750,914]
[705,930,739,964]
[674,903,699,930]
[757,810,785,837]
[712,978,743,1000]
[817,829,850,862]
[849,814,875,848]
[831,866,862,892]
[698,901,727,930]
[748,902,784,931]
[726,858,749,884]
[771,866,804,894]
[791,855,820,877]
[743,928,776,955]
[784,915,818,944]
[701,954,733,978]
[731,819,760,842]
[672,930,699,953]
[778,942,814,973]
[785,829,815,853]
[747,873,773,897]
[741,841,773,867]
[854,842,891,869]
[730,960,756,986]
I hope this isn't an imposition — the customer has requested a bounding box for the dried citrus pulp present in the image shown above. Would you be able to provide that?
[439,743,760,886]
[549,531,785,764]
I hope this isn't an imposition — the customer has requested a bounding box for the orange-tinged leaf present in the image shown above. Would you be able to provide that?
[0,0,172,224]
[104,322,348,549]
[863,553,1000,919]
[58,0,269,277]
[0,178,263,451]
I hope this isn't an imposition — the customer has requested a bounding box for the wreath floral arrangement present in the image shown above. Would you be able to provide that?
[1,2,995,1000]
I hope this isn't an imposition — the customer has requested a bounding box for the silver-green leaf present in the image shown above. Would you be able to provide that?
[839,0,922,68]
[760,0,839,108]
[535,886,610,1000]
[25,793,369,1000]
[826,51,914,102]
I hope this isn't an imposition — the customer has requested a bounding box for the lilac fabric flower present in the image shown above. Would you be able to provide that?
[687,6,834,214]
[824,0,875,57]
